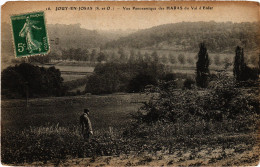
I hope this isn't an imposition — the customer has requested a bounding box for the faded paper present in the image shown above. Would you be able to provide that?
[1,1,260,166]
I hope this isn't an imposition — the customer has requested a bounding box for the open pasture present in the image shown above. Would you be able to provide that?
[1,93,259,166]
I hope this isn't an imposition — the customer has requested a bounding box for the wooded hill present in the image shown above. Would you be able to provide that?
[103,22,259,53]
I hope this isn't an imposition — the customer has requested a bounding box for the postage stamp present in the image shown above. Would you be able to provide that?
[10,11,49,58]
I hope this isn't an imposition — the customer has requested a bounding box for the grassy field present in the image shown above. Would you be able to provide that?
[62,74,87,82]
[43,65,94,73]
[1,92,259,166]
[1,93,149,131]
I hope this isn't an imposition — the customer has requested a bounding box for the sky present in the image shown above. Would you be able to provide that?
[1,1,259,30]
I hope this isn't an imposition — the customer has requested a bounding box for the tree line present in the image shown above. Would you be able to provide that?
[196,43,259,88]
[1,43,259,98]
[104,22,259,53]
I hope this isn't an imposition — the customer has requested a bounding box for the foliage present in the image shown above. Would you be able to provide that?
[134,69,258,126]
[63,76,89,91]
[183,78,195,89]
[128,74,157,93]
[160,54,168,64]
[1,63,66,98]
[62,48,89,61]
[169,54,176,64]
[97,52,106,62]
[104,22,259,53]
[85,62,165,94]
[161,73,176,82]
[196,43,210,88]
[178,54,186,65]
[1,90,259,165]
[233,46,259,82]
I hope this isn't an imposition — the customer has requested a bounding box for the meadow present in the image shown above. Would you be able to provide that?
[1,91,259,166]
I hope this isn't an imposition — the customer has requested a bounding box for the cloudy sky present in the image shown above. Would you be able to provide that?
[2,1,259,30]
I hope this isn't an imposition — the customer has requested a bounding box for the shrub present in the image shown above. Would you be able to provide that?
[63,76,88,91]
[1,63,66,98]
[133,69,259,133]
[183,78,195,89]
[128,73,157,93]
[85,62,165,94]
[161,73,176,82]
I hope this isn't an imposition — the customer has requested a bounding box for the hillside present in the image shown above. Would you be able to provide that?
[1,23,122,69]
[47,24,110,52]
[103,22,259,53]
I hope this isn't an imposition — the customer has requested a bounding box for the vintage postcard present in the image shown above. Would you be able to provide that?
[1,1,259,166]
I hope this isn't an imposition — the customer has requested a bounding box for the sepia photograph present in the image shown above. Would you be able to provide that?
[1,1,259,166]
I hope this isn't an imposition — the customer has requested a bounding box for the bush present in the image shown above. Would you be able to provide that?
[161,73,176,81]
[1,63,67,98]
[85,73,121,94]
[183,78,195,89]
[133,70,259,133]
[128,73,157,93]
[63,77,88,91]
[85,62,165,94]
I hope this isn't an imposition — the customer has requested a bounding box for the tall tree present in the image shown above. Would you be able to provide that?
[196,43,210,88]
[233,46,245,81]
[178,54,186,65]
[161,54,168,64]
[97,52,106,62]
[169,53,176,64]
[90,49,97,62]
[84,49,90,61]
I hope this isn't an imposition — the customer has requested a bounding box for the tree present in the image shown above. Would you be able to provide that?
[2,63,66,98]
[183,78,195,89]
[90,49,97,62]
[233,46,258,81]
[169,54,176,64]
[196,43,210,88]
[178,54,186,65]
[74,48,83,61]
[233,46,245,81]
[84,49,90,61]
[128,73,157,92]
[161,54,168,64]
[97,52,106,62]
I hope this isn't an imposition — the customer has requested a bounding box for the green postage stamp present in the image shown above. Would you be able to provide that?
[11,11,49,58]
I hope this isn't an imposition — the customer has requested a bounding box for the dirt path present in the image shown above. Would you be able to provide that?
[24,145,259,166]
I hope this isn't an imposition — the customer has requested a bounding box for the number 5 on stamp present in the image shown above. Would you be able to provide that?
[11,11,49,58]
